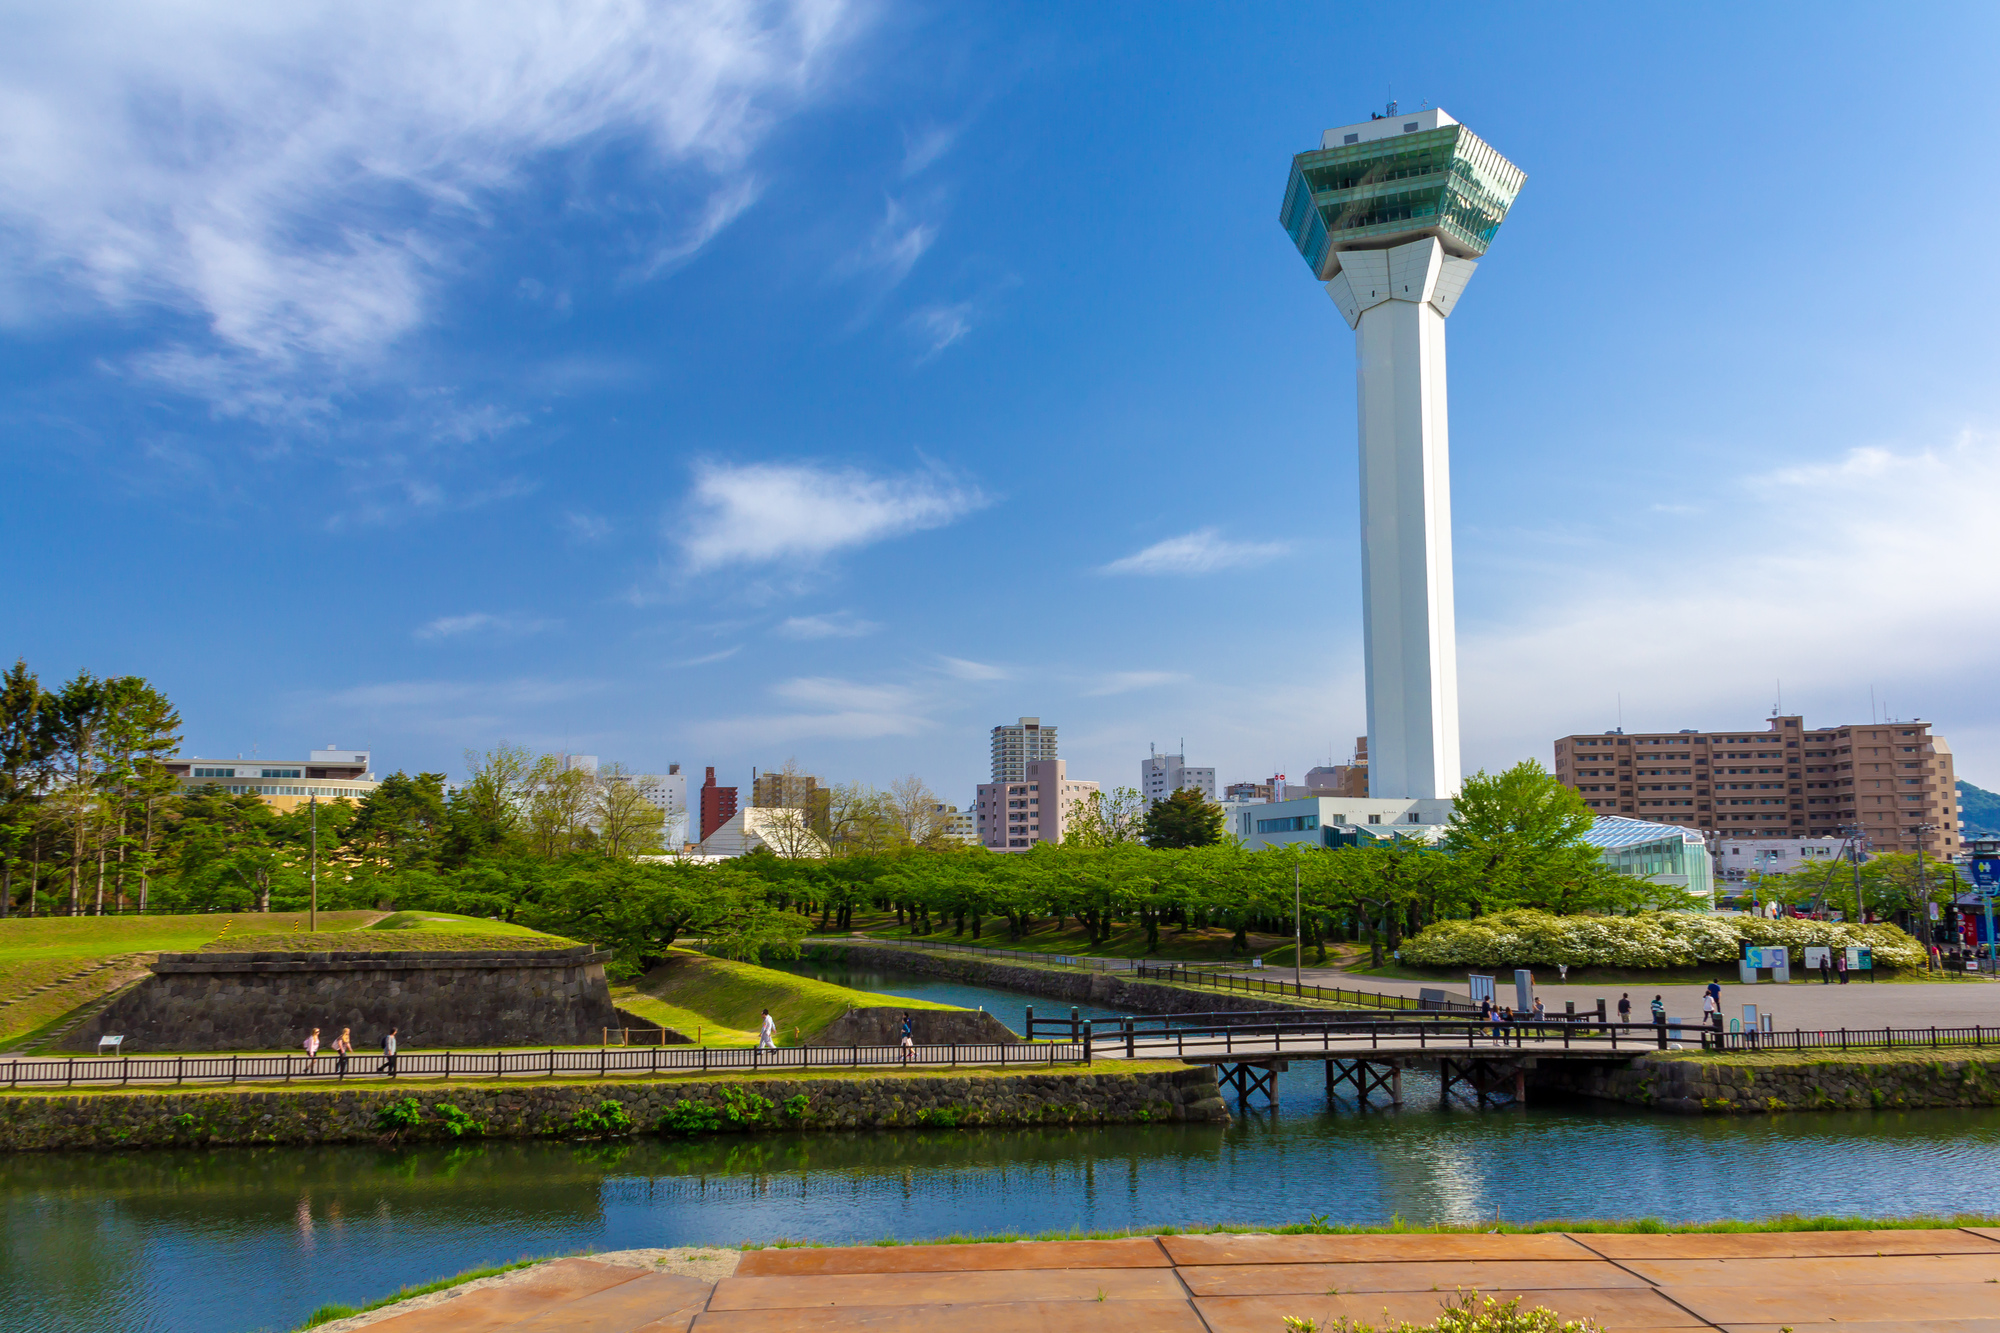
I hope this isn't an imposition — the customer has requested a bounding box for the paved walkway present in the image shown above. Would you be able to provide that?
[334,1229,2000,1331]
[1279,965,2000,1029]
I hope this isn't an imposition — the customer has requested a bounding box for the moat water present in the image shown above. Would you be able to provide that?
[7,962,2000,1333]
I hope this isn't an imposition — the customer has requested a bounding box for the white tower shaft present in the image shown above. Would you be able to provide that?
[1325,236,1475,800]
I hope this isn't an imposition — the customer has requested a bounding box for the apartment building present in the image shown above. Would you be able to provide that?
[973,758,1099,851]
[1223,780,1274,802]
[166,747,378,813]
[606,765,689,848]
[1552,715,1958,858]
[990,717,1057,783]
[698,766,739,841]
[1141,747,1217,804]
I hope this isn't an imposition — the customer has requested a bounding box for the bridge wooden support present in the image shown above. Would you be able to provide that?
[1325,1058,1403,1108]
[1218,1060,1286,1106]
[1437,1056,1532,1109]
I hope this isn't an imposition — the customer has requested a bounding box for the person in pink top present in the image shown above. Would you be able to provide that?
[304,1028,320,1064]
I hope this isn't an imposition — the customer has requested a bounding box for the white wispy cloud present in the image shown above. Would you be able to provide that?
[679,459,985,570]
[901,122,960,177]
[1456,430,2000,780]
[561,510,613,543]
[1083,670,1185,697]
[695,675,932,745]
[0,2,862,402]
[939,656,1009,682]
[1100,528,1291,576]
[908,301,973,359]
[775,611,880,639]
[843,195,939,290]
[414,611,559,641]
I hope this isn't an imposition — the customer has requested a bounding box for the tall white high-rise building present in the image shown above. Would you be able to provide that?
[1279,105,1524,800]
[990,717,1057,783]
[1141,747,1216,805]
[609,765,689,848]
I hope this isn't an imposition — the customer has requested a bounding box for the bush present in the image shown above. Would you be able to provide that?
[1284,1290,1602,1333]
[433,1104,484,1138]
[1401,910,1925,971]
[564,1100,634,1138]
[656,1087,776,1136]
[658,1099,724,1135]
[373,1096,425,1136]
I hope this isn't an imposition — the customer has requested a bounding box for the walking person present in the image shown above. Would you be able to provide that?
[758,1009,777,1051]
[381,1027,398,1075]
[1835,947,1849,984]
[1617,993,1632,1026]
[1702,990,1720,1035]
[303,1028,320,1066]
[333,1027,352,1076]
[1650,994,1666,1034]
[1819,948,1832,984]
[898,1012,915,1064]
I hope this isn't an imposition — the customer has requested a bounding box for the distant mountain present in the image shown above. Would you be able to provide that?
[1960,780,2000,838]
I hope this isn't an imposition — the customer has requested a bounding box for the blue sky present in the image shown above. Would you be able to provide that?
[6,1,2000,802]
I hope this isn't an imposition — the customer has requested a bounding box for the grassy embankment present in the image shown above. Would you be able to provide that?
[0,910,566,1051]
[0,910,385,1049]
[614,949,961,1047]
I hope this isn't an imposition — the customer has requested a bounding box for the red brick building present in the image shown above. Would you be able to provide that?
[699,766,738,841]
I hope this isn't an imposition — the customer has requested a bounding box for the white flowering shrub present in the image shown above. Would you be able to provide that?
[1401,910,1924,970]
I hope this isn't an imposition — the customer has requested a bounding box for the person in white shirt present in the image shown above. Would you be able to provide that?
[758,1009,776,1050]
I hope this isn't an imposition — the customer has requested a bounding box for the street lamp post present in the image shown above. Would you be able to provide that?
[1839,822,1867,924]
[309,794,318,933]
[1913,822,1938,967]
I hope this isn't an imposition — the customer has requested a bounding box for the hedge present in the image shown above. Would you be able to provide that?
[1401,910,1926,970]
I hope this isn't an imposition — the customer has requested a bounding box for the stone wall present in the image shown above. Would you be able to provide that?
[803,942,1368,1022]
[63,947,619,1053]
[0,1065,1228,1151]
[1530,1052,2000,1114]
[808,1008,1021,1047]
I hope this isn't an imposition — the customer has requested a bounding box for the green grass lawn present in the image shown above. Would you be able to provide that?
[366,910,557,938]
[623,950,960,1047]
[0,910,382,965]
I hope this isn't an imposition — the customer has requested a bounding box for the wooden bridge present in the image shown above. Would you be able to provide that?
[1028,1008,1700,1110]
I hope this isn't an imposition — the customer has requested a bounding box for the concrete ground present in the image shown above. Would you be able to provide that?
[322,1228,2000,1331]
[1280,966,2000,1030]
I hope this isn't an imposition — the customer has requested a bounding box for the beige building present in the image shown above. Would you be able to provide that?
[990,717,1057,783]
[974,758,1098,852]
[165,748,379,813]
[1552,715,1957,858]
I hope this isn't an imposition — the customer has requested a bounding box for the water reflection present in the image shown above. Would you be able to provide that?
[6,963,2000,1332]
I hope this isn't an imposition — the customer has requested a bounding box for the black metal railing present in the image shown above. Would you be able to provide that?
[3,1040,1088,1089]
[1704,1025,2000,1053]
[1128,961,1477,1012]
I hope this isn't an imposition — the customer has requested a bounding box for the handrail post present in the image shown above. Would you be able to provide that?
[1084,1019,1093,1065]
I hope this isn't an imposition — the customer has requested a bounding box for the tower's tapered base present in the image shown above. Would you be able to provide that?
[1326,237,1474,801]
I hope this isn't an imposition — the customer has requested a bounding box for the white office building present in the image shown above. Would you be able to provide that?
[609,765,690,848]
[1141,748,1216,805]
[1231,795,1455,850]
[1715,837,1851,884]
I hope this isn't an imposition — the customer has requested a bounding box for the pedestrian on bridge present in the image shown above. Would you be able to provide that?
[381,1028,398,1075]
[303,1028,320,1065]
[758,1010,777,1051]
[1650,995,1666,1033]
[333,1028,352,1076]
[1617,994,1631,1024]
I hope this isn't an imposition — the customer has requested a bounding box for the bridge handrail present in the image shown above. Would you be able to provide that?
[1129,961,1479,1013]
[2,1040,1089,1089]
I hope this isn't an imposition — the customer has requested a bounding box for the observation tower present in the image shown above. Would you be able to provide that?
[1279,105,1524,801]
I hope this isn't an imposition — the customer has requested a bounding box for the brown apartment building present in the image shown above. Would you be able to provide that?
[1552,715,1957,858]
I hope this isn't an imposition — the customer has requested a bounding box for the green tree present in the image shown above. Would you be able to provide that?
[95,676,182,912]
[1062,786,1146,848]
[346,772,450,871]
[1141,788,1225,849]
[0,661,52,917]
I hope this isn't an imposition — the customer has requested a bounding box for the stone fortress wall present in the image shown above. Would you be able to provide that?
[63,946,620,1052]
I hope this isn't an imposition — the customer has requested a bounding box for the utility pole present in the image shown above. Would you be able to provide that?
[1914,822,1938,967]
[1840,822,1867,924]
[309,794,318,933]
[1294,861,1303,992]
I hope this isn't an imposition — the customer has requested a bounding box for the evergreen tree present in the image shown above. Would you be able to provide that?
[1141,787,1226,849]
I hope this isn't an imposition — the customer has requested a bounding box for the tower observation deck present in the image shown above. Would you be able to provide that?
[1279,106,1524,801]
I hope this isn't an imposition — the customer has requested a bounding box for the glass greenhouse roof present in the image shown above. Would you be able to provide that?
[1580,815,1706,850]
[1279,116,1525,281]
